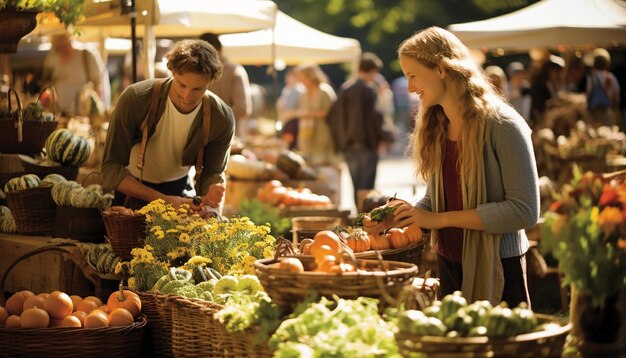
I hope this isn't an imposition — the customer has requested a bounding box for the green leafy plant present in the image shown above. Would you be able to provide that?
[236,198,291,238]
[0,0,86,27]
[540,167,626,307]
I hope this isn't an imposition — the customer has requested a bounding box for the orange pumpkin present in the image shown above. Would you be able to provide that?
[313,230,342,252]
[20,307,50,328]
[109,308,134,326]
[5,292,28,316]
[310,244,338,265]
[107,283,142,319]
[22,295,46,312]
[83,296,103,307]
[404,224,423,244]
[44,291,73,319]
[387,228,409,249]
[84,310,109,328]
[71,311,88,325]
[69,295,83,311]
[299,238,314,255]
[0,307,8,325]
[345,229,371,252]
[316,255,337,272]
[278,257,305,272]
[4,315,21,328]
[97,305,111,314]
[59,315,82,328]
[368,233,391,250]
[75,299,98,313]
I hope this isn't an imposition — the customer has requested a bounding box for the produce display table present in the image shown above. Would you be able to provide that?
[0,234,95,297]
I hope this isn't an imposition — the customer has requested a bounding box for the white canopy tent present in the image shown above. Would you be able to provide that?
[447,0,626,50]
[220,11,361,68]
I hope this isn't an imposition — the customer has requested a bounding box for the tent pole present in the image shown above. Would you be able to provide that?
[130,0,137,83]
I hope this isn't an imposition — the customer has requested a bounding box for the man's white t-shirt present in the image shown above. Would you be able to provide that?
[128,96,200,183]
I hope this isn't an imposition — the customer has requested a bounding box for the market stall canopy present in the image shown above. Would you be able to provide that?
[447,0,626,50]
[219,11,361,66]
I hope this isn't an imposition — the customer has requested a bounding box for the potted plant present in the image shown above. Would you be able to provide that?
[540,166,626,355]
[0,0,86,53]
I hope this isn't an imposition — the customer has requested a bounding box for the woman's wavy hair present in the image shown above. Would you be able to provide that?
[166,39,223,82]
[398,26,506,187]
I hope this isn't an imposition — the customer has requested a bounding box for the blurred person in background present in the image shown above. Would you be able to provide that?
[506,61,531,122]
[200,33,252,139]
[294,62,337,165]
[42,32,110,116]
[327,52,386,208]
[586,48,621,126]
[485,65,508,97]
[277,67,304,149]
[530,55,564,126]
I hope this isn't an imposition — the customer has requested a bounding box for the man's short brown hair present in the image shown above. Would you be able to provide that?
[166,39,223,81]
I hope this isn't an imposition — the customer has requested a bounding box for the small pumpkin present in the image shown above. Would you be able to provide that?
[59,315,82,328]
[107,283,142,319]
[278,257,304,273]
[43,291,73,319]
[4,315,21,328]
[5,292,28,316]
[299,238,314,255]
[75,299,98,313]
[404,224,423,244]
[71,311,88,325]
[84,310,109,328]
[368,233,391,250]
[387,228,409,249]
[315,255,337,273]
[83,296,104,307]
[344,228,371,253]
[313,230,342,252]
[0,307,8,325]
[69,295,83,311]
[20,307,50,328]
[109,308,134,326]
[310,244,338,265]
[22,295,46,311]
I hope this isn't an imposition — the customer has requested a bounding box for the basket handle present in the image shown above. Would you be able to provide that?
[36,86,58,122]
[0,242,101,305]
[2,87,24,142]
[81,171,101,188]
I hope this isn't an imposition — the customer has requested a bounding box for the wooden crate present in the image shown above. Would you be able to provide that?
[0,234,94,296]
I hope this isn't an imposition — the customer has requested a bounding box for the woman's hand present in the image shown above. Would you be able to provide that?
[362,215,387,235]
[393,203,438,230]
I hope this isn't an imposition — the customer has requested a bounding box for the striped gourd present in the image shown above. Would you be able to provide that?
[0,205,9,216]
[20,174,41,190]
[45,128,92,166]
[68,188,102,208]
[41,173,67,187]
[85,184,103,193]
[101,193,114,210]
[3,177,22,193]
[0,210,16,234]
[51,180,81,206]
[0,189,4,200]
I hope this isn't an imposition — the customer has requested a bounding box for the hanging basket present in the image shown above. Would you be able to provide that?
[0,9,38,53]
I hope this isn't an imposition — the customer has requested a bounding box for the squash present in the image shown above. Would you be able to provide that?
[41,173,67,187]
[0,307,8,325]
[71,311,88,325]
[109,307,134,326]
[83,296,104,307]
[310,244,338,265]
[368,233,391,250]
[226,154,270,180]
[22,295,46,311]
[43,291,73,319]
[404,224,424,244]
[45,128,91,166]
[387,228,410,249]
[107,283,142,319]
[5,291,28,316]
[75,299,98,313]
[4,315,21,328]
[69,295,83,311]
[20,307,50,329]
[315,255,337,273]
[276,150,305,178]
[278,257,304,273]
[84,310,109,328]
[312,230,342,252]
[342,227,371,253]
[299,238,314,255]
[59,315,82,328]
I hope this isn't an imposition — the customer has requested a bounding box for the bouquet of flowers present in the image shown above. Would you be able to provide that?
[540,167,626,308]
[116,199,276,291]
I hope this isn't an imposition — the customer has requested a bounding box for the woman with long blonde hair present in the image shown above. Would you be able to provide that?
[392,27,539,306]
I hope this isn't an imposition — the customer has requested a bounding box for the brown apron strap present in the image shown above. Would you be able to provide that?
[137,78,166,182]
[194,95,212,190]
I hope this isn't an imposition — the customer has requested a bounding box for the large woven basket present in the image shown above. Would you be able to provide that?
[254,256,418,308]
[395,314,571,357]
[354,240,426,266]
[103,213,147,260]
[171,297,273,358]
[134,291,179,358]
[5,185,55,235]
[0,87,58,156]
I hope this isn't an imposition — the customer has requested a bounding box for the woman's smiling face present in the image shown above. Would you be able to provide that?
[399,55,446,108]
[169,71,211,114]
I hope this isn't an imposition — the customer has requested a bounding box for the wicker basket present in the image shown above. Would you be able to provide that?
[0,87,58,156]
[254,256,418,308]
[54,206,106,242]
[5,185,55,235]
[171,297,273,358]
[354,241,426,266]
[134,291,180,358]
[103,213,147,260]
[291,215,343,243]
[395,314,571,357]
